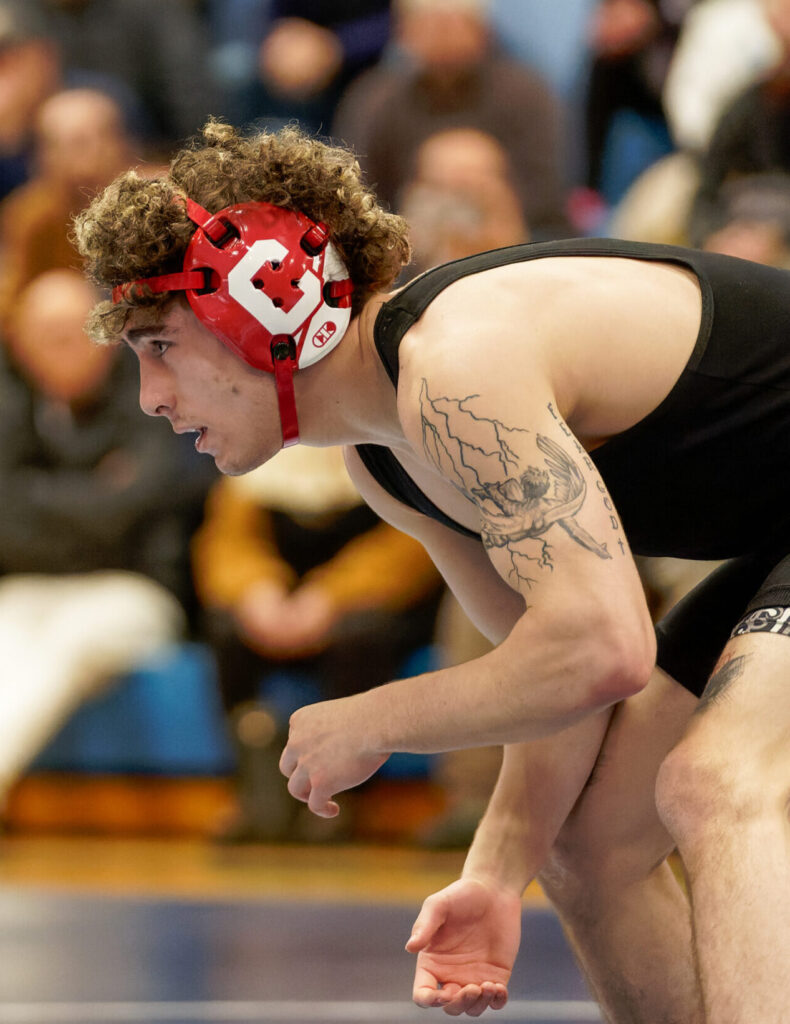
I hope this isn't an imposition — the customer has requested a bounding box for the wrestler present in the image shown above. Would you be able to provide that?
[74,120,790,1022]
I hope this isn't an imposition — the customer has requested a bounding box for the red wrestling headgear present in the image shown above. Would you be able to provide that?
[112,198,354,447]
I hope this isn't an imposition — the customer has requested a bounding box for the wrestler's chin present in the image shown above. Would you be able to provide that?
[213,441,282,477]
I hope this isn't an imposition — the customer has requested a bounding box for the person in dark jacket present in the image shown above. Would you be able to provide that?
[332,0,569,239]
[0,268,216,810]
[228,0,392,135]
[689,31,790,247]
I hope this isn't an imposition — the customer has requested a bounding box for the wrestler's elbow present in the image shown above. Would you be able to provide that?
[585,610,656,708]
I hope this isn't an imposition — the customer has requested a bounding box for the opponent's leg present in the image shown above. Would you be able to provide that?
[656,626,790,1022]
[539,667,703,1024]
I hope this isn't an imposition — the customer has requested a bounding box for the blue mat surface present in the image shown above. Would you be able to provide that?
[0,887,601,1023]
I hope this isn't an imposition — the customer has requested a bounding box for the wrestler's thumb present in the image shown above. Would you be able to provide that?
[405,897,443,952]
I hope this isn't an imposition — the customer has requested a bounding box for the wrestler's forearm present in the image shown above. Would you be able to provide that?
[361,605,652,752]
[462,714,612,894]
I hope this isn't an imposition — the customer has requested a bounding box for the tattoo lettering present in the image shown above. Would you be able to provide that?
[697,654,749,712]
[595,478,627,555]
[420,382,612,588]
[553,402,626,554]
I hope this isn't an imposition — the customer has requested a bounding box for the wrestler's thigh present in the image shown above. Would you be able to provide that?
[550,667,698,881]
[682,629,790,757]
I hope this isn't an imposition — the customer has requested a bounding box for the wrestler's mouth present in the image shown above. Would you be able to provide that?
[174,425,208,449]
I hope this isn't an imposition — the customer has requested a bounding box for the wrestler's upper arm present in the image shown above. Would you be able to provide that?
[398,361,648,636]
[343,445,525,644]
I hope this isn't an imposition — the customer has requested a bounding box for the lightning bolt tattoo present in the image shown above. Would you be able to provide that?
[420,381,612,589]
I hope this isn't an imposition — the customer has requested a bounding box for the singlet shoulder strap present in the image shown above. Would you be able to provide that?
[355,443,479,540]
[373,237,704,385]
[373,242,539,386]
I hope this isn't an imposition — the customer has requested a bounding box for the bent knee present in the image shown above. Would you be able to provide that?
[656,727,790,847]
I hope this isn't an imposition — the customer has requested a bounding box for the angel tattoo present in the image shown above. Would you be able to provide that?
[473,435,612,560]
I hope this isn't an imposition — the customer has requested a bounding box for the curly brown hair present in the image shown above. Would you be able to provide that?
[74,119,412,342]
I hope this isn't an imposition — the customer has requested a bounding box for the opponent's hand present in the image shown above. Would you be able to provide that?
[279,696,389,817]
[406,877,522,1017]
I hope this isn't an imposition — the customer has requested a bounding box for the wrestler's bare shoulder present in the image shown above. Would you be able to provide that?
[394,254,702,446]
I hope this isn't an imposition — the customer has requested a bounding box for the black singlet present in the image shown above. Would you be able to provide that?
[355,238,790,695]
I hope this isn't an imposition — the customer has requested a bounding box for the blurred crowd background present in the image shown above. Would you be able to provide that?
[0,0,788,850]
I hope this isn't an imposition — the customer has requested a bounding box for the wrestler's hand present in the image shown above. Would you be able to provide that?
[279,695,389,817]
[407,877,522,1017]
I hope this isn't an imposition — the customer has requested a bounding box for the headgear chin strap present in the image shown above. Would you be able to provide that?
[112,198,354,447]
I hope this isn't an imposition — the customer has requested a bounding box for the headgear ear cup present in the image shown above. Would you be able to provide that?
[112,199,354,447]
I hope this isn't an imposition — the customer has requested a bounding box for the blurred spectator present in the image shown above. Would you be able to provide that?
[613,147,790,264]
[489,0,596,102]
[489,0,597,188]
[0,269,216,813]
[696,171,790,264]
[203,0,275,128]
[0,87,135,329]
[332,0,569,239]
[605,150,699,243]
[583,0,694,207]
[663,0,787,154]
[26,0,219,153]
[398,127,529,274]
[256,1,392,135]
[687,10,790,249]
[205,0,392,134]
[0,1,60,201]
[191,445,443,843]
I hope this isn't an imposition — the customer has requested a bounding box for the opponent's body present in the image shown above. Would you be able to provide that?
[75,122,790,1022]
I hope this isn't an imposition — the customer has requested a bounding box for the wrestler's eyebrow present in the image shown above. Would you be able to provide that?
[123,325,168,347]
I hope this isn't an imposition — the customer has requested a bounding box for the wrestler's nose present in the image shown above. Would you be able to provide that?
[138,360,173,419]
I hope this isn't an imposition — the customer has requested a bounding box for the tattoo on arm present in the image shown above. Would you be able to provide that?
[697,654,749,712]
[419,381,614,590]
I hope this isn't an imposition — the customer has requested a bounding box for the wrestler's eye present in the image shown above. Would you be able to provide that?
[150,339,171,357]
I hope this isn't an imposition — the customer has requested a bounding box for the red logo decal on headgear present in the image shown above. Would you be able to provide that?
[314,321,337,348]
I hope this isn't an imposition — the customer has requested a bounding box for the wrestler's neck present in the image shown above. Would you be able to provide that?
[292,291,404,449]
